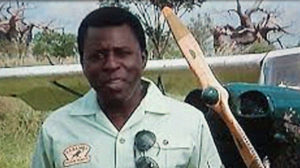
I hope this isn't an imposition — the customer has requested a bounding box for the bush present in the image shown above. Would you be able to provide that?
[243,41,276,54]
[32,31,77,62]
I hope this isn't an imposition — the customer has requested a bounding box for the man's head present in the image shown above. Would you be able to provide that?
[77,7,147,64]
[77,7,147,107]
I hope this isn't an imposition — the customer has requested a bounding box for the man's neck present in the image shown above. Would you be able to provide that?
[97,83,147,130]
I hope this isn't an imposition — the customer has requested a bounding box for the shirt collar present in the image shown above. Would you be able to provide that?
[140,78,170,115]
[69,89,100,115]
[69,77,170,116]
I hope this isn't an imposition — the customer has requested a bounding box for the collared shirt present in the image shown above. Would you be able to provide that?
[31,79,223,168]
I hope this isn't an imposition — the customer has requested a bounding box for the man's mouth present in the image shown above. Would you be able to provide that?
[104,78,124,90]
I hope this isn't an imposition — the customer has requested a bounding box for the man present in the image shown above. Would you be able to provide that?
[32,7,222,168]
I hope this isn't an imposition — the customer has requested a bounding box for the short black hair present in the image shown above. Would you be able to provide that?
[77,7,146,64]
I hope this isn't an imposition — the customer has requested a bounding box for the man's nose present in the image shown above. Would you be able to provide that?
[103,54,119,70]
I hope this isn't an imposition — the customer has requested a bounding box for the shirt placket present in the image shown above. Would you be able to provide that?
[115,132,125,168]
[115,131,137,168]
[114,107,146,168]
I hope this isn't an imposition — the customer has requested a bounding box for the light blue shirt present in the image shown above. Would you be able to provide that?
[32,79,223,168]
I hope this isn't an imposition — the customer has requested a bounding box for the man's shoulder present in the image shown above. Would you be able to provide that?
[42,94,85,129]
[157,95,208,137]
[162,95,205,122]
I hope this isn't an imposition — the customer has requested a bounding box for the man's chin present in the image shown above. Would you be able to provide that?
[103,97,126,107]
[98,91,126,105]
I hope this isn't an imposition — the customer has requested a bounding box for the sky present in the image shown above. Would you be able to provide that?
[24,0,300,48]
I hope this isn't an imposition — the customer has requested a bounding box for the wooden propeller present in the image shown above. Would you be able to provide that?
[162,7,265,168]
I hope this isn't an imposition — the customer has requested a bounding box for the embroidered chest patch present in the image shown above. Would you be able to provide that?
[63,144,91,167]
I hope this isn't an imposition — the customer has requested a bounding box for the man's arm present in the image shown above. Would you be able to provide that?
[189,113,223,168]
[31,127,54,168]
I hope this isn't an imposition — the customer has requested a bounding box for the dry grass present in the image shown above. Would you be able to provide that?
[0,96,50,168]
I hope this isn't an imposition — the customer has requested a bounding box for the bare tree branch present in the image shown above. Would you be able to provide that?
[213,0,289,54]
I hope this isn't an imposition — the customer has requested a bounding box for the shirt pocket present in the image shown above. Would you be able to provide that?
[158,135,193,168]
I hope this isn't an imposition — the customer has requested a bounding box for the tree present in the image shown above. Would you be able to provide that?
[32,31,76,65]
[188,13,215,57]
[212,0,289,55]
[0,1,36,61]
[98,0,206,59]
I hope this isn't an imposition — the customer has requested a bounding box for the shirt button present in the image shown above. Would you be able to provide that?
[163,139,169,145]
[119,138,126,144]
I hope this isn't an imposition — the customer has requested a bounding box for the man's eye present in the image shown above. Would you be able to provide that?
[85,52,105,62]
[123,51,132,55]
[97,52,105,59]
[116,50,131,57]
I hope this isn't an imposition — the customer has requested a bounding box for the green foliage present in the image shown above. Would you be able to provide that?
[162,42,183,59]
[242,41,276,54]
[32,31,76,59]
[132,0,205,59]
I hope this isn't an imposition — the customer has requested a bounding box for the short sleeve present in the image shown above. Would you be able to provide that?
[31,126,54,168]
[188,113,223,168]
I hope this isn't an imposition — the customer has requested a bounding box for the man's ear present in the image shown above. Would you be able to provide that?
[141,51,147,69]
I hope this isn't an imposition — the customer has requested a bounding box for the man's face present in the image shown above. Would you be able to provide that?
[82,24,146,105]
